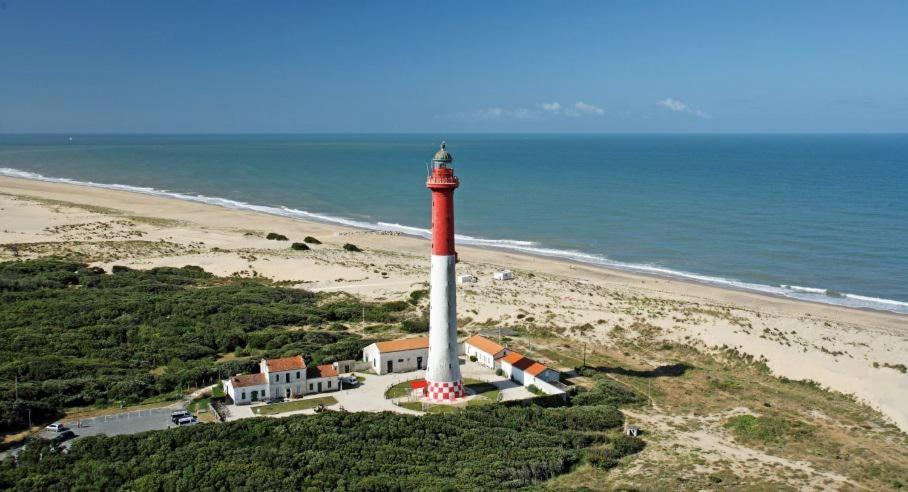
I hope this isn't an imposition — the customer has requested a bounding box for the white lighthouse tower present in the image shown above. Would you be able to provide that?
[424,141,465,401]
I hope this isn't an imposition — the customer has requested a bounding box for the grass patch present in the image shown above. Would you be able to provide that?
[724,414,813,446]
[384,380,419,399]
[251,396,337,415]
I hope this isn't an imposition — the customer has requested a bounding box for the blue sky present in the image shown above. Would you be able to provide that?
[1,1,906,133]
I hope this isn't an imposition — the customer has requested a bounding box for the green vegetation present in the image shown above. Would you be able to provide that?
[1,402,642,490]
[384,379,417,399]
[0,259,428,433]
[571,375,648,407]
[724,414,814,446]
[290,242,309,251]
[342,243,362,252]
[251,396,337,415]
[265,232,288,241]
[303,236,321,244]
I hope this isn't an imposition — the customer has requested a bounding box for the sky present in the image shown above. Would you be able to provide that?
[1,1,907,133]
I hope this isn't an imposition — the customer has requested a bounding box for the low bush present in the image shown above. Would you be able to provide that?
[343,243,362,252]
[290,242,310,251]
[266,232,288,241]
[469,355,478,362]
[303,236,321,244]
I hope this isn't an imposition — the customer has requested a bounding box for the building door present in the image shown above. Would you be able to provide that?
[317,382,323,393]
[286,388,291,399]
[251,390,259,401]
[416,357,423,370]
[387,360,393,373]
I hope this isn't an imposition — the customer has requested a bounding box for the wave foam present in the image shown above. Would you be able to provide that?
[2,166,906,314]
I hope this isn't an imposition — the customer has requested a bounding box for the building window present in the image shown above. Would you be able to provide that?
[285,373,290,383]
[309,383,313,391]
[296,371,300,379]
[241,392,246,400]
[328,381,332,388]
[275,374,279,382]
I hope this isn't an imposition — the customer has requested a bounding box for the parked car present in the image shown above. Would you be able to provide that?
[263,397,284,404]
[170,411,191,423]
[45,423,67,432]
[176,416,198,426]
[52,430,76,443]
[340,376,359,388]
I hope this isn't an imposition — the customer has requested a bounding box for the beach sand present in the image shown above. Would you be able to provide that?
[1,175,906,432]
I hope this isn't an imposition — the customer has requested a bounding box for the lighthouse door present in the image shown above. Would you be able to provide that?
[416,357,423,370]
[387,361,393,373]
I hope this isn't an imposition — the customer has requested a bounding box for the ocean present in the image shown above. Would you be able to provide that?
[1,134,906,314]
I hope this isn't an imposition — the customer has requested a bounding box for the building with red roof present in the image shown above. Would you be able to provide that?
[222,355,342,405]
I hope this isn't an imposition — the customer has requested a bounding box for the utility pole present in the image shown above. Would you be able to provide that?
[362,306,365,329]
[498,325,502,345]
[582,342,587,368]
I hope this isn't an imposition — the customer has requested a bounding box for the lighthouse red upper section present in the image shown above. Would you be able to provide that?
[427,142,458,256]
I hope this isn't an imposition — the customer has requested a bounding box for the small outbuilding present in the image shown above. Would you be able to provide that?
[493,270,514,281]
[457,274,478,284]
[362,336,429,375]
[463,334,507,368]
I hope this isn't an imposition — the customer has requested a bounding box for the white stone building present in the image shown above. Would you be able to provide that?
[362,336,429,375]
[499,351,561,392]
[463,334,507,368]
[223,355,341,405]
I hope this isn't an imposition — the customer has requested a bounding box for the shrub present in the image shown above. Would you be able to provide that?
[408,289,428,305]
[343,243,362,252]
[401,318,429,333]
[495,368,504,376]
[469,355,478,362]
[290,242,310,251]
[111,265,131,274]
[528,384,543,395]
[266,232,288,241]
[303,236,321,244]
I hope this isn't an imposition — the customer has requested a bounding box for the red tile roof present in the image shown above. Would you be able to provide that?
[501,351,551,377]
[265,355,306,372]
[374,336,429,353]
[307,364,339,379]
[229,373,266,388]
[465,334,505,355]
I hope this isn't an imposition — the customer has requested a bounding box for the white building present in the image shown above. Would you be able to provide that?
[223,355,341,405]
[493,270,514,281]
[362,336,429,375]
[457,274,478,284]
[463,334,507,368]
[499,351,562,394]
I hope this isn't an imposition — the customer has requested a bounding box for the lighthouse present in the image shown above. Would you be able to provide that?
[424,141,465,401]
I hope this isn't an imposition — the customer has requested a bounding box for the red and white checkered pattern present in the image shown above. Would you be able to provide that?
[425,380,464,401]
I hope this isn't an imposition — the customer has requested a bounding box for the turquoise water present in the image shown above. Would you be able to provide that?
[1,134,906,313]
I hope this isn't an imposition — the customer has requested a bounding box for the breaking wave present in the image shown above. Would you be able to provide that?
[2,166,906,315]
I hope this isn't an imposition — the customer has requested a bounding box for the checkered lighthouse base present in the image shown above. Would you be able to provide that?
[425,380,465,401]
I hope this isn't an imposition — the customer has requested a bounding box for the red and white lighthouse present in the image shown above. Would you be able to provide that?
[425,141,465,401]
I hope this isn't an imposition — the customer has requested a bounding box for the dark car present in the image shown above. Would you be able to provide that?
[263,397,284,404]
[52,430,76,443]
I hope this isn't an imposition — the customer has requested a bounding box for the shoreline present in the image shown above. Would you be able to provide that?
[1,167,905,316]
[1,174,907,433]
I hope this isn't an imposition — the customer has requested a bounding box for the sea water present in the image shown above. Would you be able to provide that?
[1,134,906,314]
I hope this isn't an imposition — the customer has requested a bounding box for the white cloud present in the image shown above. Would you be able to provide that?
[572,101,605,115]
[657,98,710,119]
[440,100,604,121]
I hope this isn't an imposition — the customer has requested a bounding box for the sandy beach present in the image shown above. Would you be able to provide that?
[1,174,906,432]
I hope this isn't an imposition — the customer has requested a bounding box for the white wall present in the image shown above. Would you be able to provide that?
[224,381,268,405]
[306,376,340,394]
[363,344,429,375]
[465,344,499,368]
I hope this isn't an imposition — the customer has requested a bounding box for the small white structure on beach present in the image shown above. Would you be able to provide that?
[463,334,508,368]
[222,355,341,405]
[493,270,514,281]
[362,336,429,375]
[457,274,478,284]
